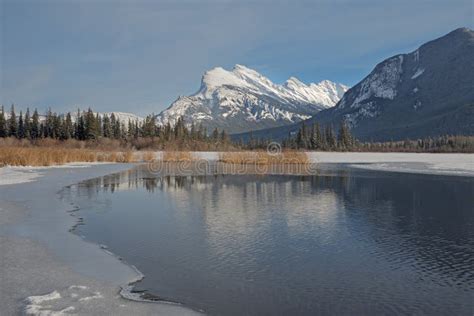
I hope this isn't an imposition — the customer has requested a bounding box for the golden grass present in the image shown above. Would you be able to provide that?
[0,147,137,167]
[142,151,156,162]
[219,151,309,165]
[162,151,194,162]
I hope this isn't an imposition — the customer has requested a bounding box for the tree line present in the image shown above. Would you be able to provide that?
[245,121,474,153]
[284,122,354,150]
[1,105,473,152]
[0,105,231,150]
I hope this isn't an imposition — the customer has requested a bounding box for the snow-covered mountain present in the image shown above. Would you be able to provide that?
[91,112,143,125]
[314,27,474,140]
[156,64,348,133]
[235,27,474,141]
[2,109,143,126]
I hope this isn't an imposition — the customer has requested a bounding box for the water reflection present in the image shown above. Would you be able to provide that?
[63,165,474,315]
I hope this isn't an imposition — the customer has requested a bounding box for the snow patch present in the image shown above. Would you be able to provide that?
[0,163,111,186]
[411,68,425,79]
[344,101,379,127]
[78,292,103,301]
[413,49,420,62]
[413,100,422,110]
[0,167,43,186]
[68,285,88,290]
[26,290,62,305]
[24,286,106,315]
[24,291,76,316]
[340,55,403,110]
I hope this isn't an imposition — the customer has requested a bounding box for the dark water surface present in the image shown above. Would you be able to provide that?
[62,166,474,315]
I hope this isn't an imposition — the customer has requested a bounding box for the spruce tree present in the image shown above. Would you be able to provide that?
[127,119,133,138]
[18,111,25,138]
[220,130,229,146]
[63,112,73,139]
[315,123,322,149]
[325,125,336,149]
[8,104,17,137]
[338,121,352,149]
[44,109,54,138]
[77,115,86,140]
[134,121,139,139]
[296,127,303,149]
[31,109,40,139]
[103,114,112,138]
[212,128,219,142]
[110,113,118,139]
[24,108,31,139]
[85,108,100,140]
[52,113,62,139]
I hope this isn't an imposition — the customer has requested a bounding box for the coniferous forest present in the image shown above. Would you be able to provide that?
[0,105,232,151]
[1,105,474,152]
[245,122,474,153]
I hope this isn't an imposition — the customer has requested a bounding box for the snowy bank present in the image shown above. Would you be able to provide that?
[187,152,474,177]
[0,164,200,315]
[0,167,43,186]
[0,163,114,186]
[306,152,474,176]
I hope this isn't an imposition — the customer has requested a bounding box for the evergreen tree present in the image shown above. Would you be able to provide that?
[40,123,46,138]
[220,129,229,143]
[62,112,73,140]
[142,114,157,137]
[296,123,309,149]
[85,108,100,140]
[8,104,17,137]
[102,114,112,138]
[133,120,139,139]
[315,123,322,149]
[296,127,303,149]
[52,113,62,138]
[24,108,31,139]
[44,109,53,138]
[18,111,25,138]
[110,113,121,139]
[127,119,134,138]
[325,125,336,149]
[76,110,86,140]
[31,109,40,139]
[338,121,352,149]
[212,128,219,142]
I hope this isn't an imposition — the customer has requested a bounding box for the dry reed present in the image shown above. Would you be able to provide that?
[0,147,137,167]
[219,151,309,165]
[162,151,194,162]
[142,151,156,162]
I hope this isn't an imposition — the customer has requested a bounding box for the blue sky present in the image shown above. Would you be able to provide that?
[1,0,473,115]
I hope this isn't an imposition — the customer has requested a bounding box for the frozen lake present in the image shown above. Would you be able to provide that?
[63,165,474,315]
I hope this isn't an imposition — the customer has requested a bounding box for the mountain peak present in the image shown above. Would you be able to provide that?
[158,64,349,134]
[442,27,474,41]
[317,27,474,140]
[285,76,306,87]
[232,64,253,73]
[450,27,474,35]
[199,66,250,97]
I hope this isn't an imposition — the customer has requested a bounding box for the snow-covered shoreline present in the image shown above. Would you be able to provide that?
[307,152,474,177]
[194,152,474,177]
[0,163,200,315]
[0,163,113,186]
[1,152,473,187]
